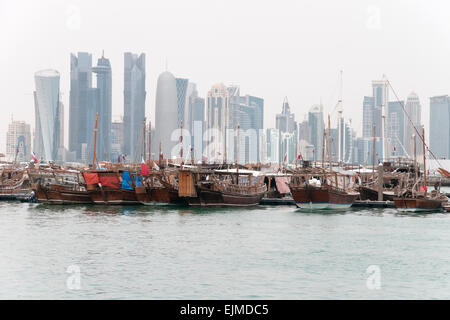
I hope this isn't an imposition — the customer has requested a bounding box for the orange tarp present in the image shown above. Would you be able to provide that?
[99,176,120,189]
[83,172,99,185]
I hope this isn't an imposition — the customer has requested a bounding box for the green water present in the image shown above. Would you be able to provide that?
[0,201,449,299]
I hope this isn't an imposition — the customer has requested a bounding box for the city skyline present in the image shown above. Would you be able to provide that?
[3,58,448,164]
[3,0,450,155]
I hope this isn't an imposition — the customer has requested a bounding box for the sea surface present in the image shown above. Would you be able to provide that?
[1,195,450,299]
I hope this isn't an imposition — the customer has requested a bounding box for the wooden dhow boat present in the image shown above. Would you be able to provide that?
[29,167,91,204]
[289,116,359,210]
[393,128,447,212]
[83,170,140,205]
[178,168,267,207]
[0,166,32,201]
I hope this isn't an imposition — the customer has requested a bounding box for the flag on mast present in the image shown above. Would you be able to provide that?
[141,158,150,176]
[31,152,38,163]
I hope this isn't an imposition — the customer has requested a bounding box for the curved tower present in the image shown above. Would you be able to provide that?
[155,71,178,159]
[34,69,61,161]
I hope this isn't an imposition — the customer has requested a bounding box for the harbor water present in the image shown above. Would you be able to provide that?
[0,199,450,299]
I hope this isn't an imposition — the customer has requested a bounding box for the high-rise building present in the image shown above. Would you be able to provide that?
[34,69,61,161]
[69,52,93,160]
[387,100,405,157]
[429,95,450,159]
[234,95,264,164]
[276,97,297,133]
[276,97,297,163]
[362,96,375,138]
[175,78,189,126]
[111,118,123,162]
[308,104,324,162]
[154,71,179,160]
[403,92,422,158]
[187,84,205,161]
[206,83,230,162]
[123,52,146,162]
[372,80,388,138]
[6,121,31,162]
[92,53,112,161]
[265,128,280,163]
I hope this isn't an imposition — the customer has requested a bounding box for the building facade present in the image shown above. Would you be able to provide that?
[6,121,31,162]
[429,95,450,159]
[34,69,61,161]
[69,52,93,161]
[123,52,146,162]
[154,71,179,160]
[92,54,112,162]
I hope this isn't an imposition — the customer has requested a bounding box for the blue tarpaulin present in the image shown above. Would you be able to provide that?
[121,171,142,190]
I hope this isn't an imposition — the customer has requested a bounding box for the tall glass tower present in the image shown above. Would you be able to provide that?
[123,52,146,162]
[69,52,93,160]
[34,69,61,161]
[430,95,450,159]
[92,54,112,161]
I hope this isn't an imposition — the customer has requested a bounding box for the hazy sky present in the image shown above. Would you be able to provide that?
[1,0,450,153]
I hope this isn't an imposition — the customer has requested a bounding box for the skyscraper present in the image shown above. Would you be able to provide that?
[308,104,324,162]
[276,97,297,163]
[206,83,229,161]
[403,92,422,158]
[187,84,205,161]
[154,71,179,160]
[372,79,388,138]
[6,121,31,162]
[92,53,112,161]
[362,96,375,138]
[111,117,124,162]
[429,95,450,159]
[235,95,264,163]
[123,52,146,162]
[175,78,189,126]
[34,69,61,161]
[387,100,405,157]
[69,52,93,160]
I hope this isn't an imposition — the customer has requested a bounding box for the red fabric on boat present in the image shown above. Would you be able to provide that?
[99,175,120,189]
[275,177,290,194]
[141,162,150,176]
[83,172,99,185]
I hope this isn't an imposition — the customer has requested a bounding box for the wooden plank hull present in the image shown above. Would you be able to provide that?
[187,187,265,207]
[358,186,395,201]
[393,197,444,212]
[135,186,180,205]
[88,188,140,205]
[291,185,359,210]
[33,184,92,204]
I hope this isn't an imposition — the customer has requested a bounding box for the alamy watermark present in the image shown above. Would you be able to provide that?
[66,265,81,290]
[366,265,381,290]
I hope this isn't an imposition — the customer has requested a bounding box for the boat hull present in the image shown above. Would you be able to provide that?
[291,185,359,210]
[187,187,265,207]
[33,184,92,204]
[393,197,444,212]
[88,188,140,205]
[358,186,395,201]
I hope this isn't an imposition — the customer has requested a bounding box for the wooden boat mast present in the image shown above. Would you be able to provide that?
[422,127,427,197]
[143,119,146,162]
[92,113,99,168]
[413,133,418,193]
[372,124,376,180]
[322,129,326,169]
[236,122,240,185]
[148,120,151,161]
[327,115,332,186]
[180,120,183,160]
